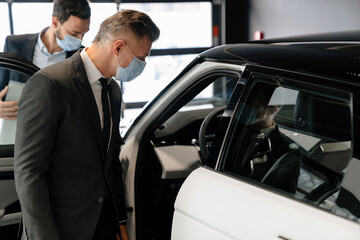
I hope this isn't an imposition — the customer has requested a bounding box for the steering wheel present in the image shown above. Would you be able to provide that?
[198,106,226,161]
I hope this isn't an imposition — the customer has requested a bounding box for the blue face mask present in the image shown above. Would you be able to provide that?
[56,32,82,51]
[114,45,146,82]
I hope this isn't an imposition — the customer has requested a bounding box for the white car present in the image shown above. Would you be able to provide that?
[120,31,360,240]
[0,31,360,240]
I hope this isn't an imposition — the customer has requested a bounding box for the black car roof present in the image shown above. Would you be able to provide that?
[199,31,360,83]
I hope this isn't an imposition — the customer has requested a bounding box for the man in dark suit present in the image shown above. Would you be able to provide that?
[14,9,160,240]
[238,83,291,180]
[0,0,90,120]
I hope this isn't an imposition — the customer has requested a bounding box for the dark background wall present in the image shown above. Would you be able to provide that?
[225,0,360,43]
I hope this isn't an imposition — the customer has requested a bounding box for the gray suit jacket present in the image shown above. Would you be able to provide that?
[14,50,127,240]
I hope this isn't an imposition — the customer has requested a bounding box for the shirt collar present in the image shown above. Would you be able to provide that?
[80,48,106,85]
[37,30,50,56]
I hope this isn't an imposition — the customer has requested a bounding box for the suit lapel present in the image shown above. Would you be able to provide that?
[71,52,122,166]
[23,33,38,62]
[71,51,104,155]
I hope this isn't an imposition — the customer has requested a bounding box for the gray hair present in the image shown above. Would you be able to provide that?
[93,9,160,46]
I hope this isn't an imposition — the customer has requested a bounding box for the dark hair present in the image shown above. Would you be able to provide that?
[94,9,160,45]
[52,0,91,24]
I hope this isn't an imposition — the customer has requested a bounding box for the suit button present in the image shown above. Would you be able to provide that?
[97,197,104,203]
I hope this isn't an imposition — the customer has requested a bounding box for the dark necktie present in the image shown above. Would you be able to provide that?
[100,78,110,156]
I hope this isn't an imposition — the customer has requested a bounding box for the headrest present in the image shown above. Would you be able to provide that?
[294,92,351,142]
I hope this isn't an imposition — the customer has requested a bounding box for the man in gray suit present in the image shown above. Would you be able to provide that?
[0,0,90,120]
[14,9,160,240]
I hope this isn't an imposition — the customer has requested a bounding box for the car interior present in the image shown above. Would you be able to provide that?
[133,74,239,240]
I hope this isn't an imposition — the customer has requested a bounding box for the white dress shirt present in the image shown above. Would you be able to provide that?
[80,48,113,132]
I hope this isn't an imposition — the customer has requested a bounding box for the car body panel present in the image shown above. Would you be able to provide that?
[172,167,360,240]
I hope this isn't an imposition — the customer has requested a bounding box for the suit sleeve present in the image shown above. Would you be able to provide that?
[14,72,61,239]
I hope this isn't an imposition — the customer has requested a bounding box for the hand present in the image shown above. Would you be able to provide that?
[117,225,129,240]
[0,86,19,120]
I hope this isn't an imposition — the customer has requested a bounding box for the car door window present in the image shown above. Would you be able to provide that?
[0,67,32,146]
[219,72,359,223]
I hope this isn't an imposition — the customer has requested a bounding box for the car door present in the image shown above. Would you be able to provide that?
[172,68,360,239]
[0,52,39,239]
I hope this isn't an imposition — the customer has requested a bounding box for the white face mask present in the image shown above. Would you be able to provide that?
[114,45,146,82]
[55,31,82,51]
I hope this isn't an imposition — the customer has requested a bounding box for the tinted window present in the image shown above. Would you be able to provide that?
[220,73,358,223]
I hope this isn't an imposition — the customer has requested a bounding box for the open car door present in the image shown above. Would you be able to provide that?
[172,68,360,240]
[0,52,39,240]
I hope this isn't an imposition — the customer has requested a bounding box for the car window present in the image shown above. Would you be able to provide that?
[153,74,240,143]
[180,75,238,111]
[219,72,359,223]
[0,66,32,146]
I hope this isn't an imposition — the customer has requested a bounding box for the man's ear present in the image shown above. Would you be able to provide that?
[52,17,61,30]
[113,40,126,55]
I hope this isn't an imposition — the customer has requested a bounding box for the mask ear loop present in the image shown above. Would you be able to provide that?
[125,45,135,58]
[125,45,146,63]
